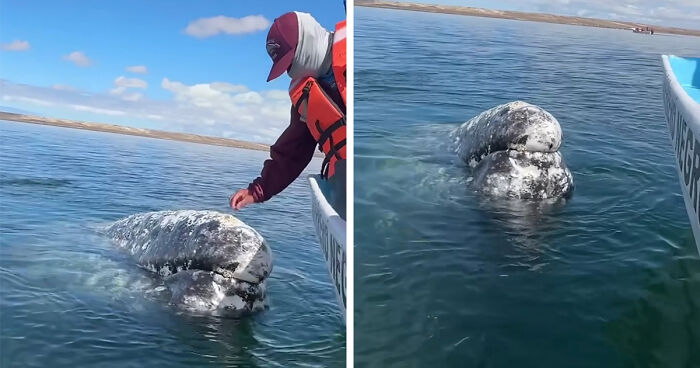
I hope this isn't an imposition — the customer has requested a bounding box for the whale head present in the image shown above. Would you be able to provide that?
[105,210,272,316]
[453,101,574,200]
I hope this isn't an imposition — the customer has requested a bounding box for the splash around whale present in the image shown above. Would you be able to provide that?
[104,210,272,317]
[452,101,574,200]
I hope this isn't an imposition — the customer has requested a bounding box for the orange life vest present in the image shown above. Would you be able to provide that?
[289,20,347,178]
[332,20,347,106]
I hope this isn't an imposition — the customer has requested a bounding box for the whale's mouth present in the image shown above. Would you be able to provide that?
[132,256,270,316]
[469,146,511,166]
[471,150,573,200]
[151,260,269,316]
[164,269,267,316]
[466,139,557,168]
[142,257,266,281]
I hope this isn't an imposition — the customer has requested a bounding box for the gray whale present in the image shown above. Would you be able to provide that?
[453,101,574,199]
[105,210,272,316]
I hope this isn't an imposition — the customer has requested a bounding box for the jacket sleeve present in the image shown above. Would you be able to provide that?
[247,107,317,202]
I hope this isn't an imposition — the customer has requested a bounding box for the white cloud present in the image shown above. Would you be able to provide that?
[114,76,148,89]
[2,95,54,106]
[126,65,148,74]
[110,86,127,95]
[457,0,700,28]
[184,15,270,38]
[70,104,126,116]
[63,51,92,67]
[2,40,30,51]
[160,78,289,139]
[146,114,164,120]
[0,79,290,143]
[210,82,250,93]
[648,5,700,25]
[122,92,143,102]
[110,76,148,101]
[52,84,76,91]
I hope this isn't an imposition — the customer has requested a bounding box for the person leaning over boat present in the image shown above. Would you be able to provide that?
[229,11,347,219]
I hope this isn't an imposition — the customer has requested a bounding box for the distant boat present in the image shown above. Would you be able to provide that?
[662,55,700,255]
[632,27,654,34]
[308,174,346,321]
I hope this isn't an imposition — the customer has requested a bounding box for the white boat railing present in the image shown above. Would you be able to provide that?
[662,55,700,255]
[308,174,347,321]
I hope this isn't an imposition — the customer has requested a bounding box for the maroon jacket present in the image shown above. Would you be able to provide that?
[247,76,344,203]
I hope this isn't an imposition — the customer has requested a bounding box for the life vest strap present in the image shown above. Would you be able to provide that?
[316,117,345,179]
[316,117,345,150]
[321,138,346,178]
[293,81,313,123]
[331,138,346,159]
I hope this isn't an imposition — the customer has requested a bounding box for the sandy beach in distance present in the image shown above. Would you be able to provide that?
[0,111,271,152]
[356,0,700,37]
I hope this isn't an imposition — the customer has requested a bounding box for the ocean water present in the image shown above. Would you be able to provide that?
[0,121,344,367]
[354,7,700,368]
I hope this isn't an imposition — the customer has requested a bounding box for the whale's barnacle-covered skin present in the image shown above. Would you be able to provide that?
[453,101,573,199]
[472,150,573,200]
[105,210,272,316]
[164,270,267,316]
[106,210,272,282]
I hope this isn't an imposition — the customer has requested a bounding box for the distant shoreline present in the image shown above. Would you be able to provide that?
[356,1,700,37]
[0,111,271,152]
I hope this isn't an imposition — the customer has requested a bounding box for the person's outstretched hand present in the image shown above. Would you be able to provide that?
[230,189,255,210]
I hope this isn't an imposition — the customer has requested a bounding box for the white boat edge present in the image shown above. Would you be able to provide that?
[308,174,347,322]
[661,54,700,256]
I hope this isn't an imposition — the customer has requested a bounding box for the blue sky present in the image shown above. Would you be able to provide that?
[410,0,700,29]
[0,1,345,143]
